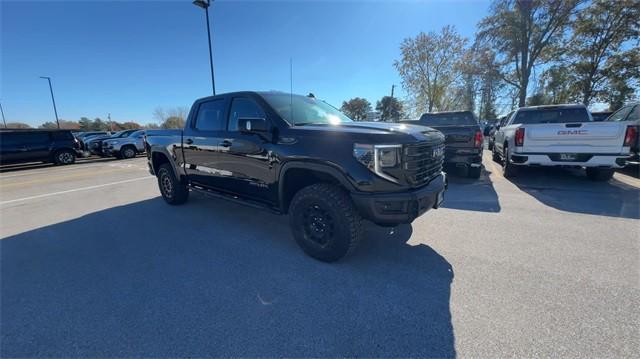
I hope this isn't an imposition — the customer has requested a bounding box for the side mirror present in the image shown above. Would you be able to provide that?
[239,117,269,133]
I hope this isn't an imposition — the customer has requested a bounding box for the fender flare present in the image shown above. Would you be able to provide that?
[277,161,356,210]
[150,146,185,181]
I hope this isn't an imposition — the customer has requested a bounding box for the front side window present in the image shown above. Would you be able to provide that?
[195,100,226,131]
[261,93,353,126]
[228,98,265,131]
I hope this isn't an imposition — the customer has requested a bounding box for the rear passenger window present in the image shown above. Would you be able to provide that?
[195,100,226,131]
[228,98,265,131]
[22,132,50,144]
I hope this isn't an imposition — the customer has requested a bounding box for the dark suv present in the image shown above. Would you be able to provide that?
[0,129,80,165]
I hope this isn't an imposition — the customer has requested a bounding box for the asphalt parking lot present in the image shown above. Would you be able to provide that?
[1,152,638,357]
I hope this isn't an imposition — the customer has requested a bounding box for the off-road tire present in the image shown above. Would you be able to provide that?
[586,168,614,181]
[121,145,137,159]
[157,163,189,205]
[54,149,76,165]
[289,183,363,262]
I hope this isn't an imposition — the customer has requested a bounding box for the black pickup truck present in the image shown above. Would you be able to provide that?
[401,111,483,178]
[145,91,447,262]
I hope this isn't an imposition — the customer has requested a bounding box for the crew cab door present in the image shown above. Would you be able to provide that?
[182,98,229,189]
[215,96,277,204]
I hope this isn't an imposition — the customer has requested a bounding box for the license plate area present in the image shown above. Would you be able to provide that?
[559,153,578,161]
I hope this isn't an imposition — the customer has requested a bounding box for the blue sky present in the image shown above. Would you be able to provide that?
[1,0,490,127]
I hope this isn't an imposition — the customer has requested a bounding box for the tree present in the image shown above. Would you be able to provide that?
[478,0,580,107]
[39,120,80,130]
[375,96,404,122]
[153,106,189,124]
[5,122,31,129]
[602,49,640,110]
[162,116,185,129]
[395,26,468,113]
[145,123,161,129]
[340,98,371,120]
[91,118,108,131]
[538,65,576,104]
[79,117,93,131]
[566,0,639,106]
[526,92,552,106]
[120,121,142,130]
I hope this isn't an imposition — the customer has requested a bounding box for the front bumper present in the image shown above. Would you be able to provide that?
[350,172,447,226]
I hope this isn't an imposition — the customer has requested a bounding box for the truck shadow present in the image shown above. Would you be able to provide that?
[441,166,501,213]
[509,167,639,219]
[1,194,455,357]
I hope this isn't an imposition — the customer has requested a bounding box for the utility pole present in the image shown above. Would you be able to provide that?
[0,101,6,128]
[40,76,60,129]
[390,84,395,98]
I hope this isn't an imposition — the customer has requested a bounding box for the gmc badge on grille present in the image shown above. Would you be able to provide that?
[433,146,444,157]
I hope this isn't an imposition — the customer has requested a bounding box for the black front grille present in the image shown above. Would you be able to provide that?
[404,142,444,187]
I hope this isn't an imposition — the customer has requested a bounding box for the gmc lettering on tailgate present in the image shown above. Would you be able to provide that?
[557,130,588,135]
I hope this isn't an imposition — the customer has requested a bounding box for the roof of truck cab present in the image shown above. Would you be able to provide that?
[194,91,298,103]
[422,110,473,115]
[518,104,587,111]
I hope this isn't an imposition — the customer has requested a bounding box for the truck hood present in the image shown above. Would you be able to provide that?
[290,121,443,142]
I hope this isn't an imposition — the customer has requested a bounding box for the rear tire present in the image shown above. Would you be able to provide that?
[492,146,501,163]
[120,145,137,159]
[54,149,76,165]
[502,146,518,178]
[157,163,189,205]
[468,166,481,179]
[289,183,363,262]
[586,168,614,181]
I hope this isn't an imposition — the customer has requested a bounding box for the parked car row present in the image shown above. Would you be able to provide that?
[0,128,147,166]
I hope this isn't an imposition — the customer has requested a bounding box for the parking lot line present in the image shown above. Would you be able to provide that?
[0,167,144,189]
[0,176,154,205]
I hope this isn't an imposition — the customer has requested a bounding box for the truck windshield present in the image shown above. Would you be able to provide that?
[419,113,477,126]
[512,108,592,125]
[261,93,353,126]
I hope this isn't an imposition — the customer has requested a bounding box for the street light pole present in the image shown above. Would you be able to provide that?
[40,76,60,129]
[0,101,6,128]
[193,0,216,95]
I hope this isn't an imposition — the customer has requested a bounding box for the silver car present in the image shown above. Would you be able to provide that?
[102,130,146,159]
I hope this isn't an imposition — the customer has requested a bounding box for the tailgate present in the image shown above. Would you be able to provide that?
[430,125,479,148]
[522,122,626,153]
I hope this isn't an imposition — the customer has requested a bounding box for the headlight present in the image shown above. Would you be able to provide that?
[353,144,402,183]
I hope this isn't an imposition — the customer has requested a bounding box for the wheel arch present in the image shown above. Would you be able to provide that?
[278,161,356,214]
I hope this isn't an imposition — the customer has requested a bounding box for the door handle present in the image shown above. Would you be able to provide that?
[221,140,232,148]
[185,138,194,145]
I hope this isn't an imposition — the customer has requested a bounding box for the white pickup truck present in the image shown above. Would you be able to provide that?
[492,104,636,181]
